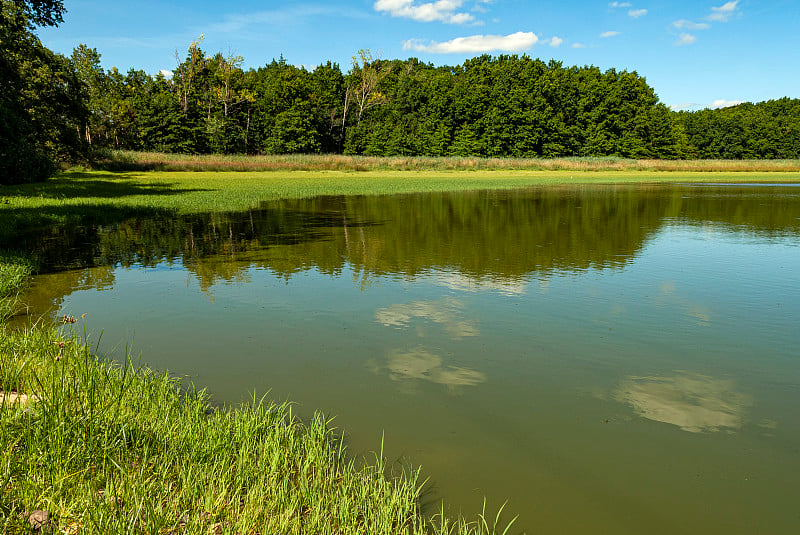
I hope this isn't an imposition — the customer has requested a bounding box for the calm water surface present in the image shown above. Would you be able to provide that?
[14,184,800,534]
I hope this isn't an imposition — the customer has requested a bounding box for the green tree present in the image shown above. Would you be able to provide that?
[1,0,86,183]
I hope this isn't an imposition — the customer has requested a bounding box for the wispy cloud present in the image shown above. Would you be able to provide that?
[609,2,632,7]
[403,31,538,53]
[600,31,620,38]
[572,42,586,49]
[711,99,744,109]
[549,36,563,47]
[628,8,647,18]
[374,0,478,25]
[708,0,739,22]
[207,5,368,34]
[672,19,710,30]
[670,1,738,46]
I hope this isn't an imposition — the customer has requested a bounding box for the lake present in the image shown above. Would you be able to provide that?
[14,184,800,534]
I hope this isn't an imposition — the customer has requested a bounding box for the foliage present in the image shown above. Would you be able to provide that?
[675,98,800,159]
[47,48,700,160]
[0,0,86,184]
[65,43,799,162]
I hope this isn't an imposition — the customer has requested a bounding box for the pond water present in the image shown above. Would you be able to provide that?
[13,184,800,534]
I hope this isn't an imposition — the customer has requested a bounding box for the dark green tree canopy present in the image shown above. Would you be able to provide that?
[2,0,64,28]
[2,15,798,184]
[1,0,83,184]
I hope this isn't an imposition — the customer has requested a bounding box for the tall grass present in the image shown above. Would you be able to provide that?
[98,150,800,173]
[0,253,34,320]
[0,322,516,534]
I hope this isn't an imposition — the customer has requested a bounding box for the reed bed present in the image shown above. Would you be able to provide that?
[97,150,800,173]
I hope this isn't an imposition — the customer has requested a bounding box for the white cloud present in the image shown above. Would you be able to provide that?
[669,102,700,111]
[628,8,647,18]
[609,2,632,7]
[403,31,538,53]
[374,0,476,24]
[549,36,563,47]
[708,0,739,22]
[672,19,710,30]
[600,31,620,38]
[159,69,173,79]
[571,42,586,49]
[711,99,744,109]
[674,33,696,46]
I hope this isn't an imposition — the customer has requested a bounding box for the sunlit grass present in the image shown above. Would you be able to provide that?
[3,168,798,219]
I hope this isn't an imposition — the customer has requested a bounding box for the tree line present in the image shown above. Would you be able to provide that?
[2,0,799,184]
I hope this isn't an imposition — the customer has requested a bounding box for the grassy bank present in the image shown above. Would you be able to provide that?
[1,322,515,534]
[0,252,34,321]
[2,169,798,232]
[98,150,800,173]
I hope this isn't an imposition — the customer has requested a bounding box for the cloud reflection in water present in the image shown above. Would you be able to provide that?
[375,298,479,338]
[433,272,528,296]
[614,372,752,433]
[387,348,486,389]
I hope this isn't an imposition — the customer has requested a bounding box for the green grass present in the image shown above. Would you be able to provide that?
[0,323,516,534]
[0,253,33,299]
[0,252,35,320]
[2,168,797,223]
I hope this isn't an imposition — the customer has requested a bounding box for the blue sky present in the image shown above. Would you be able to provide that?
[38,1,799,110]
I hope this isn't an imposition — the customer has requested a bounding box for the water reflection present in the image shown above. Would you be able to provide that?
[375,298,479,339]
[433,272,528,296]
[656,280,712,327]
[385,347,487,390]
[614,372,752,433]
[9,186,800,302]
[9,184,800,534]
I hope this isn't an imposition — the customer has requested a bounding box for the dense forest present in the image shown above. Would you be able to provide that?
[2,0,799,184]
